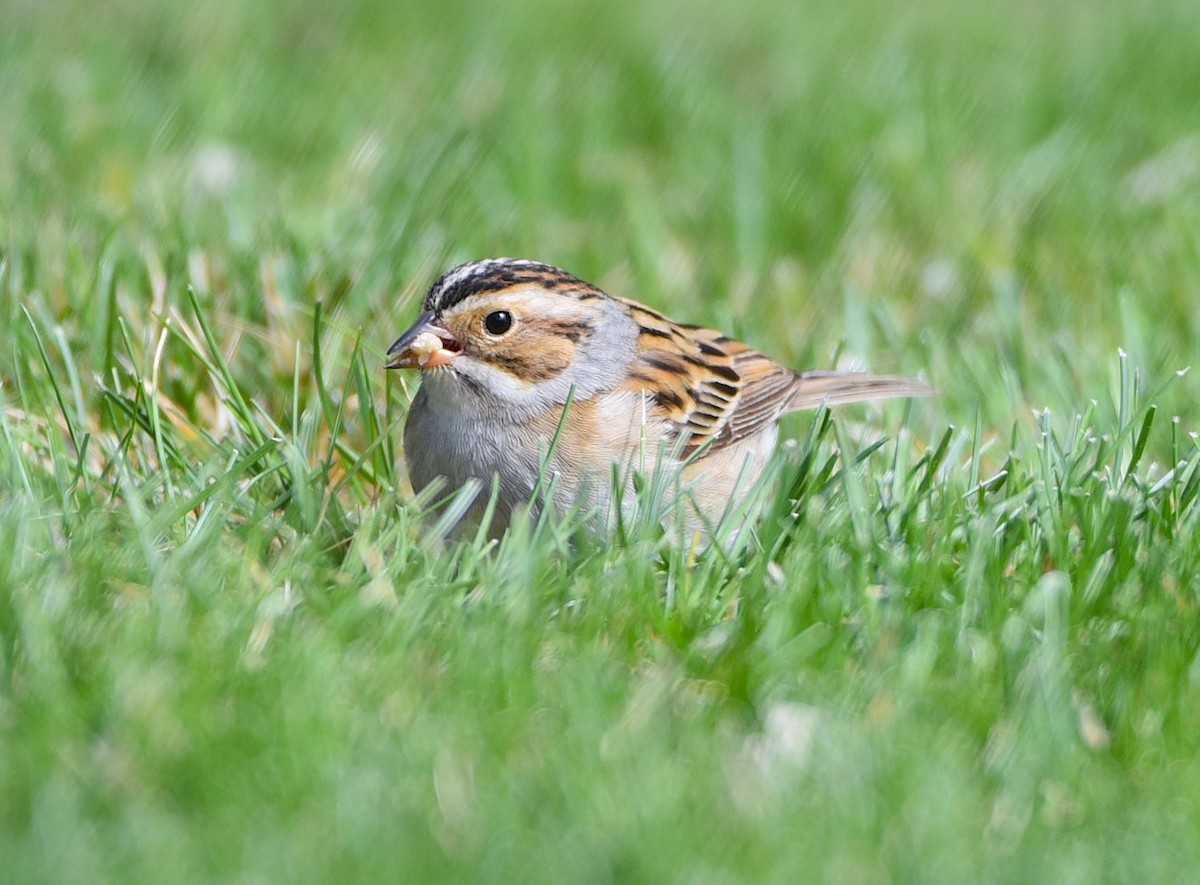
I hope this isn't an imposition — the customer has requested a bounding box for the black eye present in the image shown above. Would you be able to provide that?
[484,310,513,335]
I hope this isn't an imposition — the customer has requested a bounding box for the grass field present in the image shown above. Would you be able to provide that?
[4,0,1200,880]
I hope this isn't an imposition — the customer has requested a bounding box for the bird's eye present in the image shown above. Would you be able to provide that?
[484,310,513,335]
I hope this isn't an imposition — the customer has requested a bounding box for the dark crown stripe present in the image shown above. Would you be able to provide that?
[425,259,592,312]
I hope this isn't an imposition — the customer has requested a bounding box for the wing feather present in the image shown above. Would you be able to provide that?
[620,297,928,456]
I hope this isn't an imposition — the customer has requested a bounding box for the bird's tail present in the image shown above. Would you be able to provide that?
[785,371,932,412]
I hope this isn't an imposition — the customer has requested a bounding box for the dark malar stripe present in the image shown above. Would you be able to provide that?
[482,350,570,383]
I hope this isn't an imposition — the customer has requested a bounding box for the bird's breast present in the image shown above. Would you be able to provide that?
[403,378,681,535]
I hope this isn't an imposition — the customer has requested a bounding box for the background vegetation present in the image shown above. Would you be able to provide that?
[2,0,1200,880]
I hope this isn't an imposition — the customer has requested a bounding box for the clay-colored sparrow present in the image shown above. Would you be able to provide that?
[386,258,928,538]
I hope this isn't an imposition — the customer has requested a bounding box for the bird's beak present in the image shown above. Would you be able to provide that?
[384,310,463,370]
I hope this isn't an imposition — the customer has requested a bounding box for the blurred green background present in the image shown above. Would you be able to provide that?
[6,0,1200,423]
[3,0,1200,881]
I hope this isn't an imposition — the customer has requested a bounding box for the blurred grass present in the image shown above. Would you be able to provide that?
[2,0,1200,881]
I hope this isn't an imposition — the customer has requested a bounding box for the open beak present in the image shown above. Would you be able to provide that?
[384,310,463,370]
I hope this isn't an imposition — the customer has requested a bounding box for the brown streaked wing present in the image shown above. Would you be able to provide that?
[621,297,931,456]
[621,299,801,456]
[720,350,809,448]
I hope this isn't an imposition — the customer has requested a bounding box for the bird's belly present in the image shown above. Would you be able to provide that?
[402,384,775,541]
[404,387,626,536]
[679,424,778,539]
[404,397,539,535]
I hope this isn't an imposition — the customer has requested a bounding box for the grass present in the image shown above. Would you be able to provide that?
[3,0,1200,880]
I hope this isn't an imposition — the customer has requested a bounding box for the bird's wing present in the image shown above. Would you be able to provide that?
[621,298,928,457]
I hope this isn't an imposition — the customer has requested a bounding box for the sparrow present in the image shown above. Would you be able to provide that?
[386,258,929,540]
